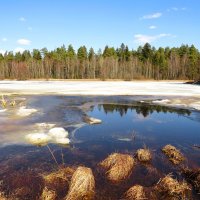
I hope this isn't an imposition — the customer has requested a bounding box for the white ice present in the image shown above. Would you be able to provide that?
[17,106,37,117]
[0,80,200,110]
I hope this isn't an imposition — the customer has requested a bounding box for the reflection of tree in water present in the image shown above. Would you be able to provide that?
[99,103,191,117]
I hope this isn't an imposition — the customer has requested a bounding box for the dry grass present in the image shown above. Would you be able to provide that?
[155,174,190,199]
[2,171,44,200]
[136,148,152,162]
[0,192,8,200]
[124,185,146,200]
[41,187,57,200]
[65,166,95,200]
[182,168,200,193]
[99,153,135,183]
[162,144,184,165]
[43,167,75,199]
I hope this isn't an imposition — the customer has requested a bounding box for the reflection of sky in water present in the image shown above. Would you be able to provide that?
[76,105,200,148]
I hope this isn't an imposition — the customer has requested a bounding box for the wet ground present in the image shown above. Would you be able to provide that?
[0,95,200,199]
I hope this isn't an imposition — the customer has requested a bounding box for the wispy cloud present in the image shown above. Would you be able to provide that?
[2,38,7,42]
[167,7,187,12]
[19,17,26,22]
[141,12,162,20]
[134,33,171,44]
[149,25,157,30]
[14,47,25,53]
[17,38,31,45]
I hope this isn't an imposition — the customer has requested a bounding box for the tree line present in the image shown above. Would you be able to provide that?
[0,43,199,80]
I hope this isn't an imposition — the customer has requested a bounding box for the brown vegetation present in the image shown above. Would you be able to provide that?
[1,171,44,200]
[41,187,57,200]
[65,166,95,200]
[0,192,8,200]
[162,144,185,165]
[43,167,75,199]
[99,153,135,183]
[124,185,146,200]
[155,174,191,199]
[182,168,200,193]
[136,148,152,162]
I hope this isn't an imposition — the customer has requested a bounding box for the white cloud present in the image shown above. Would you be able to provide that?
[2,38,7,42]
[19,17,26,22]
[149,25,157,29]
[141,12,162,20]
[17,38,31,45]
[14,47,25,53]
[134,33,171,44]
[0,49,6,55]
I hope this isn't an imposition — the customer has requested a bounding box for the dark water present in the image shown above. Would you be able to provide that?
[0,95,200,199]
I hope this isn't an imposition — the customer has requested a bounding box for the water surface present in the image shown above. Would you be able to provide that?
[0,95,199,199]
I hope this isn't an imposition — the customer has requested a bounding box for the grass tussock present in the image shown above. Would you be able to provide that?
[0,192,8,200]
[43,167,75,199]
[124,185,146,200]
[162,144,184,165]
[155,174,190,199]
[65,166,95,200]
[100,153,135,183]
[41,187,57,200]
[136,148,152,162]
[182,168,200,193]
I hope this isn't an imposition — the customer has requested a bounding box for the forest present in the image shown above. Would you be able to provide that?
[0,43,199,80]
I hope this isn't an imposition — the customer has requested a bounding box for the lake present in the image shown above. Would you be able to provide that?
[0,95,199,199]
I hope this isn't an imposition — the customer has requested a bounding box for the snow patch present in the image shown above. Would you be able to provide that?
[48,127,68,138]
[17,106,37,117]
[36,123,56,129]
[152,99,171,104]
[189,102,200,110]
[55,137,70,145]
[25,133,51,146]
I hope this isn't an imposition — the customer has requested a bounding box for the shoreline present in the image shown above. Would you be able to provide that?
[0,79,191,82]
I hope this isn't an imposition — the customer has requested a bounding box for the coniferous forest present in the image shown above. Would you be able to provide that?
[0,43,199,80]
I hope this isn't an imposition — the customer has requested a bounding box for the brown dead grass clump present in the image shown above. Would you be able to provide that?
[155,174,190,199]
[65,166,95,200]
[43,167,75,199]
[0,192,8,200]
[99,153,135,183]
[124,185,146,200]
[183,168,200,193]
[162,144,184,165]
[136,148,152,162]
[41,187,57,200]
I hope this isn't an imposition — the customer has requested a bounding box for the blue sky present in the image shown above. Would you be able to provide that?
[0,0,199,54]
